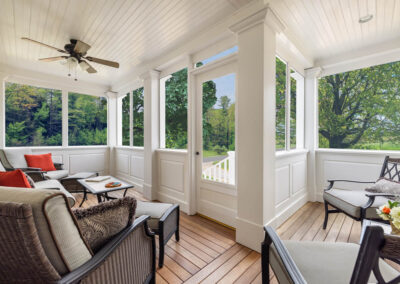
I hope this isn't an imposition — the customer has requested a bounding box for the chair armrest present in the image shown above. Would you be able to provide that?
[262,226,306,284]
[362,193,399,210]
[58,215,155,284]
[25,171,47,182]
[325,180,375,191]
[53,163,64,170]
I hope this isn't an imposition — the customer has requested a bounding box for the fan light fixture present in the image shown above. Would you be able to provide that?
[359,14,373,24]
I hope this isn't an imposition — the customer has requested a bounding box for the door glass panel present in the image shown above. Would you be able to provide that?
[202,73,235,185]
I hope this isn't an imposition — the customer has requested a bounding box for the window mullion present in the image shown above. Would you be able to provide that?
[285,63,291,151]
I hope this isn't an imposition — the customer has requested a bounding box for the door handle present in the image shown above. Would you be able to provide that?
[196,151,200,155]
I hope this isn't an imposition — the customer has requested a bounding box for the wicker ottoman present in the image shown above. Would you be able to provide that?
[135,201,180,268]
[60,172,98,207]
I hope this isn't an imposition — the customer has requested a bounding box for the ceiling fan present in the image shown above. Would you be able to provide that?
[21,37,119,75]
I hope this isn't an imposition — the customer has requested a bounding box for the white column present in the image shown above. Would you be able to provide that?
[106,91,118,176]
[159,75,171,149]
[0,73,8,148]
[141,70,160,200]
[230,7,284,251]
[304,67,321,202]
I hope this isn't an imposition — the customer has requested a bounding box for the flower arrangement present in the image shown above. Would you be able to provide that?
[377,200,400,235]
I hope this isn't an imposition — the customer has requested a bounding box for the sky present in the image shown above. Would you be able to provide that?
[200,46,237,108]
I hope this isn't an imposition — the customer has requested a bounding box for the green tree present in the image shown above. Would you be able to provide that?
[319,61,400,149]
[276,57,286,150]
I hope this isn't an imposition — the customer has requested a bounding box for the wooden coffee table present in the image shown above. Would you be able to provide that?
[78,176,133,204]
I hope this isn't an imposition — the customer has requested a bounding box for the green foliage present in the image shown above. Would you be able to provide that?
[132,87,144,146]
[122,94,130,146]
[68,93,107,146]
[5,83,62,146]
[276,57,286,150]
[319,61,400,149]
[212,145,227,155]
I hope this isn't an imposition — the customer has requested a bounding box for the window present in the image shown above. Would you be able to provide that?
[122,93,130,146]
[319,61,400,150]
[132,87,144,146]
[276,57,286,150]
[195,46,238,67]
[275,58,303,151]
[160,68,188,149]
[5,82,62,146]
[68,93,107,146]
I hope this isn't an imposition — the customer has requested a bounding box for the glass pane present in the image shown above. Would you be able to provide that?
[202,73,235,185]
[276,57,286,151]
[5,82,62,146]
[164,68,188,149]
[195,46,238,68]
[290,69,297,149]
[133,87,144,146]
[319,60,400,150]
[122,93,130,146]
[68,93,107,145]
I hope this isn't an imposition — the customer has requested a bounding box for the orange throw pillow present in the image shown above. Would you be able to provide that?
[24,153,56,171]
[0,169,32,188]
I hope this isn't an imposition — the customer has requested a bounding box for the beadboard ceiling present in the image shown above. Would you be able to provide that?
[0,0,399,85]
[271,0,400,65]
[0,0,252,85]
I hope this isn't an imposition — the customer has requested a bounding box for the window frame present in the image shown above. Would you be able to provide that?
[275,56,305,152]
[2,77,109,148]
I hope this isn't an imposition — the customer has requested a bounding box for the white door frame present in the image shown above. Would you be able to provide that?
[188,53,238,220]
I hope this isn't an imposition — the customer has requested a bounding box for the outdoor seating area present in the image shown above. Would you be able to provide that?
[1,0,400,283]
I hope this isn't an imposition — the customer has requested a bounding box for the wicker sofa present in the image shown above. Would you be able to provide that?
[0,187,156,283]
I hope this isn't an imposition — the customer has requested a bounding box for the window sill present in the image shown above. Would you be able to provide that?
[5,145,109,150]
[156,148,188,155]
[316,148,400,156]
[275,149,309,158]
[114,146,144,151]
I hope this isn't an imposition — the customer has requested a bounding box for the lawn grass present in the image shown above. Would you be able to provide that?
[203,150,227,157]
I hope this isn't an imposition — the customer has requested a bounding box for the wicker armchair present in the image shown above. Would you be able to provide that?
[262,225,400,284]
[0,200,156,283]
[323,156,400,228]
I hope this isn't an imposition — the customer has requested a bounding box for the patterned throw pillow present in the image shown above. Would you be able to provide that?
[72,197,137,252]
[365,178,400,194]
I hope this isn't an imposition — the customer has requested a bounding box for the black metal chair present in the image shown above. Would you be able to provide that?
[323,156,400,229]
[262,225,400,284]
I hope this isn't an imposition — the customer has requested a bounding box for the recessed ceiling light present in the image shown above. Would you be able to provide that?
[359,14,373,23]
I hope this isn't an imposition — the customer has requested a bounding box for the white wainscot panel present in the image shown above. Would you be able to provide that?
[116,154,129,175]
[275,165,290,205]
[69,153,106,174]
[292,160,306,194]
[130,156,144,179]
[324,160,381,190]
[160,159,184,192]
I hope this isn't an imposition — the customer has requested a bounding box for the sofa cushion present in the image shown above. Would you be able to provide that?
[0,169,32,188]
[24,153,56,171]
[45,170,69,180]
[135,201,172,230]
[270,240,398,284]
[35,179,75,207]
[366,178,400,195]
[4,148,32,168]
[73,197,137,252]
[0,187,92,275]
[323,188,388,219]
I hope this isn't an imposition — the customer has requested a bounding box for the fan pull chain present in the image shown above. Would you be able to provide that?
[74,66,77,81]
[68,61,71,77]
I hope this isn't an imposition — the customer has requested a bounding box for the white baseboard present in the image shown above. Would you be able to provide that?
[235,217,264,252]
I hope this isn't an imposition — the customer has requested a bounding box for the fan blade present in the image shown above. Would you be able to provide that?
[85,56,119,68]
[21,37,67,53]
[79,60,97,73]
[39,56,68,62]
[74,40,91,54]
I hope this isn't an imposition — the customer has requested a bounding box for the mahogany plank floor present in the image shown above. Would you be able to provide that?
[73,189,366,284]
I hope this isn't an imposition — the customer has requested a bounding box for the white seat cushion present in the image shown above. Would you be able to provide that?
[4,148,32,168]
[35,179,75,207]
[135,201,173,229]
[324,188,388,219]
[45,170,69,180]
[271,240,398,284]
[0,187,91,274]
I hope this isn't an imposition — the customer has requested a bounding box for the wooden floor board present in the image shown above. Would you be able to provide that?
[74,191,389,284]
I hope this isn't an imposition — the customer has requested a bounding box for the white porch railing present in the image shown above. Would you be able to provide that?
[202,151,235,184]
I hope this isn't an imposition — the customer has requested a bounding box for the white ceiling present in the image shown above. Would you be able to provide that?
[0,0,399,85]
[0,0,252,85]
[271,0,400,64]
